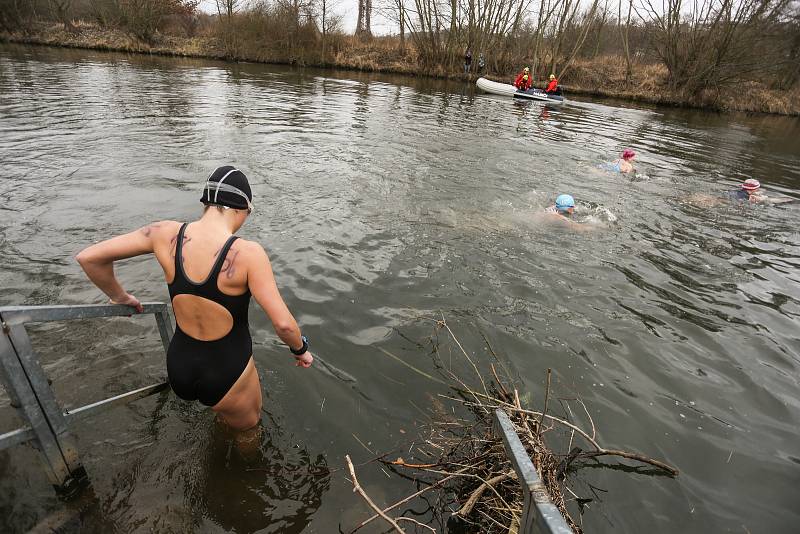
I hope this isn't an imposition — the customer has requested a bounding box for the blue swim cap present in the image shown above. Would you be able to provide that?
[555,194,575,212]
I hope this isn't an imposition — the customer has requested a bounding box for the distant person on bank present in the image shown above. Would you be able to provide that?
[514,67,532,91]
[464,49,473,73]
[478,53,486,73]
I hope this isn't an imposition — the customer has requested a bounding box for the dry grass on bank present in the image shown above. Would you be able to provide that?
[565,55,800,115]
[2,23,798,115]
[331,36,417,75]
[5,21,214,58]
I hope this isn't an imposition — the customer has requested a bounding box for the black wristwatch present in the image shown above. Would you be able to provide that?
[290,335,309,355]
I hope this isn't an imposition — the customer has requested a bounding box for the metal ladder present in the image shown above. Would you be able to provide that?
[0,303,173,498]
[0,302,572,533]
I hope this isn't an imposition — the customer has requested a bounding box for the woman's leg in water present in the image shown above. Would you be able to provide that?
[212,357,263,431]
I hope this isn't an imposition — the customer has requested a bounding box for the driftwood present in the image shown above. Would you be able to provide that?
[345,454,405,533]
[344,318,678,533]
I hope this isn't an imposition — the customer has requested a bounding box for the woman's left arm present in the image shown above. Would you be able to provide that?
[75,223,162,313]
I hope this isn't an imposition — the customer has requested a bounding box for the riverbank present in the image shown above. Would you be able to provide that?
[3,22,799,116]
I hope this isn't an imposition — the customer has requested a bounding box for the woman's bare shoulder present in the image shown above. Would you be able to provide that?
[234,238,268,256]
[138,220,182,243]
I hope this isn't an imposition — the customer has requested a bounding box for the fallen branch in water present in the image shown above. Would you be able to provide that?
[454,471,514,517]
[349,469,468,533]
[442,396,679,477]
[345,455,405,533]
[396,516,436,533]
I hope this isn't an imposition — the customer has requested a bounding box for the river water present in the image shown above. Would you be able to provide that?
[1,44,799,533]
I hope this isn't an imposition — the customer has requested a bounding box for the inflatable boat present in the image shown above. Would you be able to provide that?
[476,77,566,104]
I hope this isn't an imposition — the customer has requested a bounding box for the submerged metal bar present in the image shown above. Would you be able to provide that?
[0,425,35,452]
[0,303,173,498]
[0,382,169,448]
[64,382,169,424]
[494,409,573,534]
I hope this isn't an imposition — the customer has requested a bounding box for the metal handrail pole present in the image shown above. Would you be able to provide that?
[494,409,573,534]
[0,303,168,325]
[154,309,174,354]
[6,323,82,472]
[0,319,73,486]
[0,348,22,408]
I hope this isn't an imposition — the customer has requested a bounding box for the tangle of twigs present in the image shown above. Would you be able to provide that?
[344,318,678,533]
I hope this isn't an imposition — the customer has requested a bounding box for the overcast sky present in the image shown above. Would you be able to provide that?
[198,0,396,35]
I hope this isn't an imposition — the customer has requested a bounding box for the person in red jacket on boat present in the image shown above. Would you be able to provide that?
[514,67,532,91]
[545,74,560,95]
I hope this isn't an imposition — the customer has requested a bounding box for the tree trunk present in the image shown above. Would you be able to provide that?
[619,0,633,86]
[356,0,372,37]
[321,0,327,63]
[399,0,405,49]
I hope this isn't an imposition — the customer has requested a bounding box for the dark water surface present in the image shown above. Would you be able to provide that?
[1,44,799,533]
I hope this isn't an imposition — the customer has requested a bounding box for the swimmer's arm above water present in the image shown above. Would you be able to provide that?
[246,242,313,367]
[75,222,169,313]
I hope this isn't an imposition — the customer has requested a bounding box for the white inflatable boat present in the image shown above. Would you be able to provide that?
[476,77,566,104]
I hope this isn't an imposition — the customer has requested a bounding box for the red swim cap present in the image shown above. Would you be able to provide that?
[741,179,761,191]
[622,149,635,160]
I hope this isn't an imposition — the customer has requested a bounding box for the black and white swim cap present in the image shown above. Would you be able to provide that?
[201,166,253,211]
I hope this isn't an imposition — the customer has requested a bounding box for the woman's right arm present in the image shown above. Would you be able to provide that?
[246,243,313,367]
[75,223,165,312]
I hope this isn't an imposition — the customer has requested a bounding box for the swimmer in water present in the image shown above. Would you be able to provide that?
[606,149,636,174]
[537,194,594,231]
[76,166,314,433]
[725,178,766,202]
[687,178,794,207]
[545,194,576,217]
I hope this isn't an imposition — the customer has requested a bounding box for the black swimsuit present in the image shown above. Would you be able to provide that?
[167,223,252,407]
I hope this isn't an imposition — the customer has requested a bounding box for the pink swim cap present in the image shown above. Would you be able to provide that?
[741,179,761,191]
[622,149,635,160]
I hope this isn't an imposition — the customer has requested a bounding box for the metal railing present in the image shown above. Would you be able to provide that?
[494,409,573,534]
[0,303,173,498]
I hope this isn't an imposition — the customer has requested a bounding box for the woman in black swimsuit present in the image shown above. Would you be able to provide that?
[76,166,313,431]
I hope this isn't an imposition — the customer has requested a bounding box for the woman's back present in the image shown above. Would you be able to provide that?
[148,219,253,340]
[76,165,313,431]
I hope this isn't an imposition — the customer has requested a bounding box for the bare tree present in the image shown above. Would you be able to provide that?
[530,0,562,79]
[0,0,42,33]
[638,0,792,92]
[48,0,76,31]
[215,0,239,18]
[377,0,407,47]
[553,0,601,78]
[316,0,341,60]
[591,0,610,57]
[356,0,372,36]
[619,0,633,85]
